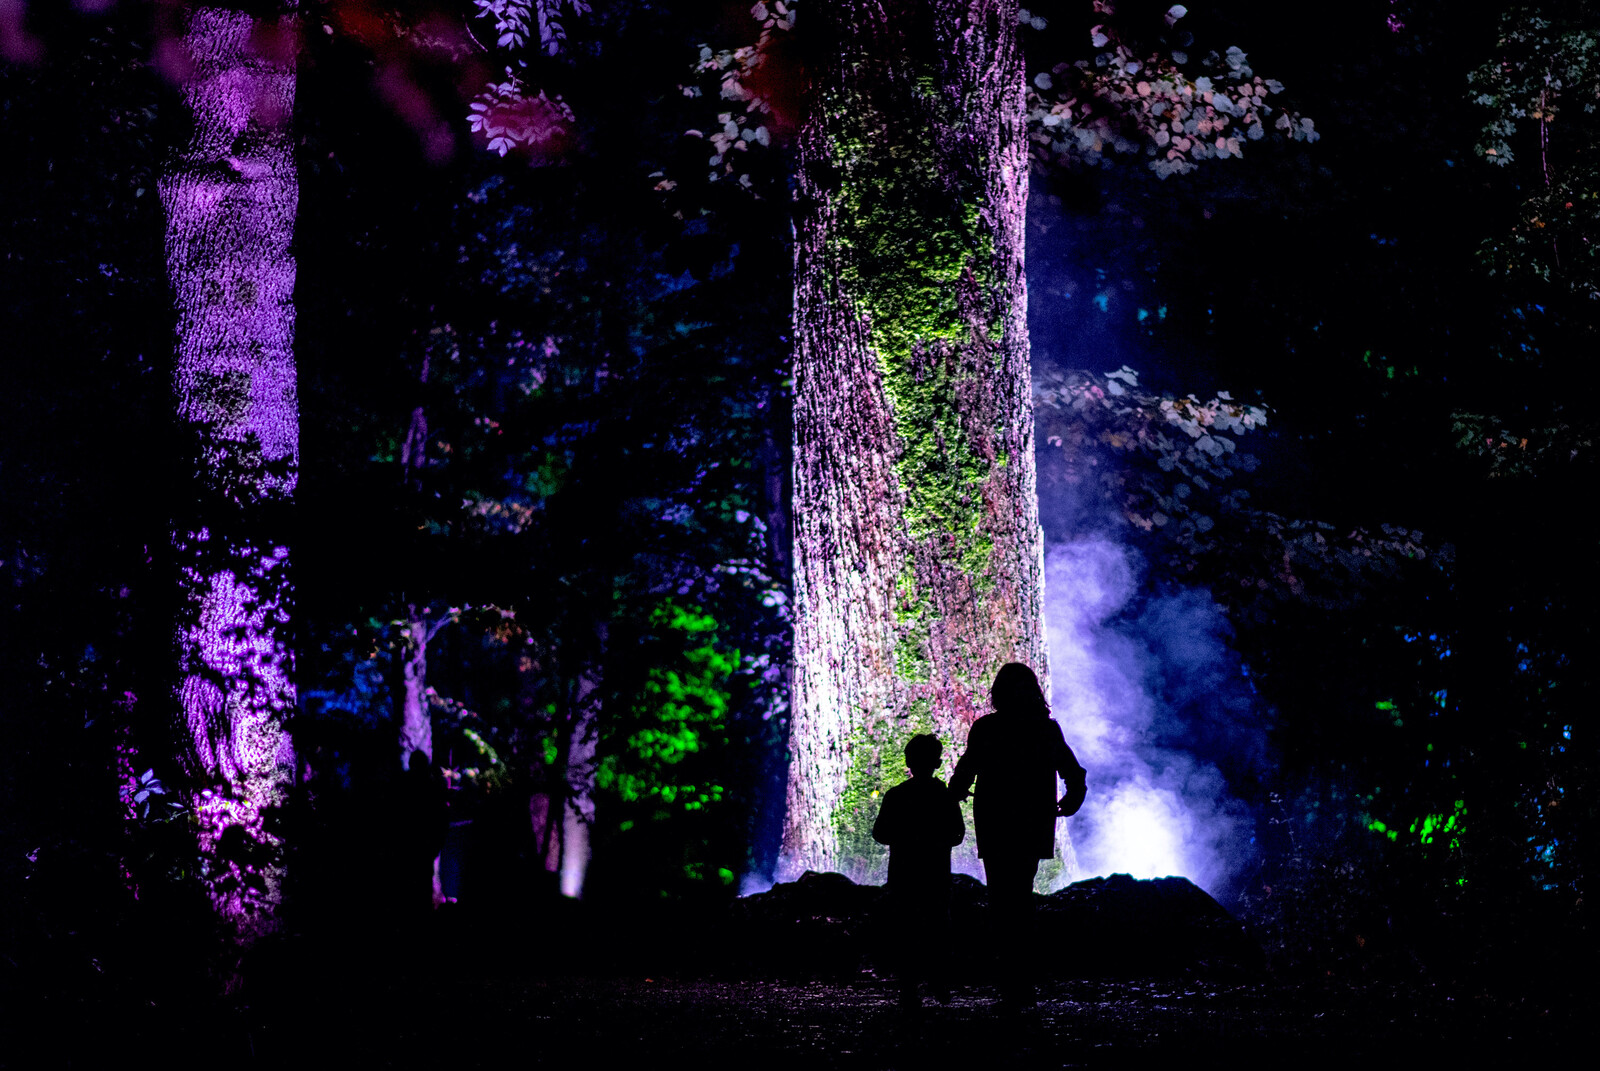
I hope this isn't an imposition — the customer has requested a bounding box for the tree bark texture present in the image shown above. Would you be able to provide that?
[780,0,1048,883]
[160,3,298,942]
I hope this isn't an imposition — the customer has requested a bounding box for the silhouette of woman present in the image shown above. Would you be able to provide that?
[949,662,1086,1006]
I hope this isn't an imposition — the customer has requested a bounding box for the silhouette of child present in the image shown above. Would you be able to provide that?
[871,733,965,1007]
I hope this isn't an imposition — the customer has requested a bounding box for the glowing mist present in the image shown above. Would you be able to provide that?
[1043,539,1257,896]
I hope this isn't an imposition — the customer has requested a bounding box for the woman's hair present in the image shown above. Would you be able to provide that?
[990,662,1050,719]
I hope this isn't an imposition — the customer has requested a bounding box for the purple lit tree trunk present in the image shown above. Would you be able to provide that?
[160,3,299,944]
[396,603,433,764]
[396,352,450,903]
[779,0,1050,883]
[395,602,449,905]
[397,381,436,769]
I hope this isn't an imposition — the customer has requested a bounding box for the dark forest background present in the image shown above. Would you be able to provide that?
[1,0,1594,1004]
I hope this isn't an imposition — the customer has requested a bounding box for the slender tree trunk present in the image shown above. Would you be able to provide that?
[760,390,793,582]
[394,602,447,904]
[395,340,446,904]
[160,3,299,944]
[526,627,603,898]
[559,624,604,898]
[780,0,1048,883]
[395,357,434,771]
[559,662,600,898]
[396,604,433,763]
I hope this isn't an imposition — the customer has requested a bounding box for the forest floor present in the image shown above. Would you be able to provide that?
[4,889,1589,1068]
[13,962,1582,1068]
[327,973,1581,1068]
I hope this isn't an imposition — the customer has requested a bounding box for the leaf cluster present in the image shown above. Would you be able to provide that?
[1035,365,1451,624]
[1024,3,1317,177]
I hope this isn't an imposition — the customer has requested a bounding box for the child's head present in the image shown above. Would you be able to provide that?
[904,733,942,777]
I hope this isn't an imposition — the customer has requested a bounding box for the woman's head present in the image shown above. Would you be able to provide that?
[990,662,1049,719]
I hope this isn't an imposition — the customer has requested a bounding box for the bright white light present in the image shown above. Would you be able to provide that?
[1082,782,1188,880]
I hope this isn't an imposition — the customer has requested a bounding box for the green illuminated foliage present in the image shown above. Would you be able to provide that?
[590,588,769,900]
[1367,799,1467,855]
[598,601,738,807]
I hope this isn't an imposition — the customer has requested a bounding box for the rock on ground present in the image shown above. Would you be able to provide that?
[721,870,1261,979]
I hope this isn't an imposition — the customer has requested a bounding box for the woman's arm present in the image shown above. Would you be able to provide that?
[948,721,983,801]
[1052,723,1088,817]
[946,788,967,847]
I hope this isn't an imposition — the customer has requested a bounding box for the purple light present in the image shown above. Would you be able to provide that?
[160,5,299,942]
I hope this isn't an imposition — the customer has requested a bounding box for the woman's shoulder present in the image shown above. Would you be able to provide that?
[966,713,999,738]
[1035,716,1072,750]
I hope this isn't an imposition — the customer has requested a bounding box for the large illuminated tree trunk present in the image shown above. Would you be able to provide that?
[779,0,1048,883]
[161,3,299,944]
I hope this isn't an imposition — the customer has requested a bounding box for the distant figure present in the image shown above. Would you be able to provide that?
[872,733,965,1009]
[950,663,1087,1008]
